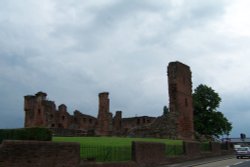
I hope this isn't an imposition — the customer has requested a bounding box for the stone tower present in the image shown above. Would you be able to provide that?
[97,92,113,135]
[168,61,194,140]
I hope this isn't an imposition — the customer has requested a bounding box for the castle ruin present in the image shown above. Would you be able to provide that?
[24,61,194,140]
[24,92,155,136]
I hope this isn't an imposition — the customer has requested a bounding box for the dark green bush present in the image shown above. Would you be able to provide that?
[0,127,52,143]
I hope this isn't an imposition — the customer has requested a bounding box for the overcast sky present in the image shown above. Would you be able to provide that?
[1,0,250,138]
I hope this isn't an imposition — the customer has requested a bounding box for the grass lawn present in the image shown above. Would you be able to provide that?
[53,136,182,146]
[53,136,183,162]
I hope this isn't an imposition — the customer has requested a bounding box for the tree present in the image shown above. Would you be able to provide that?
[193,84,232,138]
[163,105,168,116]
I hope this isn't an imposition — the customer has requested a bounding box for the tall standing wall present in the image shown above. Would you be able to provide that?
[168,61,194,140]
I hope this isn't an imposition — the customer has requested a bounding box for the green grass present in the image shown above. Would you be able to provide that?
[53,136,182,146]
[53,137,183,162]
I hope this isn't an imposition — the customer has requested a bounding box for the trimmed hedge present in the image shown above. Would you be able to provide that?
[0,127,52,143]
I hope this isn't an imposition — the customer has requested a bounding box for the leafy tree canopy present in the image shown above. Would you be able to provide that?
[193,84,232,138]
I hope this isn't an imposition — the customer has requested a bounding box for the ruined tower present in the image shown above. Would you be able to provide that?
[24,92,56,127]
[168,61,194,140]
[96,92,113,136]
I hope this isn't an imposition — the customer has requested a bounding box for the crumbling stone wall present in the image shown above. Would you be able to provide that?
[113,111,122,135]
[24,92,52,127]
[24,91,154,137]
[122,116,155,137]
[72,110,97,132]
[24,92,97,135]
[128,61,194,140]
[127,111,177,138]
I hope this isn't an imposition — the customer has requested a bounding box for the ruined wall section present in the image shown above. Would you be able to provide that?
[56,104,70,128]
[24,95,36,127]
[168,61,194,140]
[24,92,56,127]
[123,116,155,130]
[73,110,97,131]
[24,92,97,134]
[126,113,176,138]
[113,111,122,135]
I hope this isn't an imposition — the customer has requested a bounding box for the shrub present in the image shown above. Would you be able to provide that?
[0,127,52,143]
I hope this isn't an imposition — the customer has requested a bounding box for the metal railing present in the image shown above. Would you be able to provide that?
[80,145,131,162]
[200,142,211,152]
[165,145,184,156]
[80,144,184,162]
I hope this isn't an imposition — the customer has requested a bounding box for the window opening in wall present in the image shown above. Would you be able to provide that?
[83,118,86,123]
[38,109,41,115]
[137,119,140,125]
[185,98,188,107]
[58,123,63,128]
[62,115,65,120]
[89,119,92,124]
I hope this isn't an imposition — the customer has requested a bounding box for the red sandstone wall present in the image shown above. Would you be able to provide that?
[0,140,80,167]
[132,141,166,166]
[0,140,231,167]
[183,141,201,157]
[113,111,122,135]
[122,117,156,131]
[24,92,97,133]
[210,142,222,155]
[168,62,194,140]
[73,110,97,131]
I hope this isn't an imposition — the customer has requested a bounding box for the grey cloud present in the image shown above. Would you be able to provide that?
[0,0,248,138]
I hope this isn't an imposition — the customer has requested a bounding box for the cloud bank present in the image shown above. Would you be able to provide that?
[1,0,250,137]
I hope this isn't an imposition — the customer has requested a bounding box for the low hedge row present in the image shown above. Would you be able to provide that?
[0,127,52,143]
